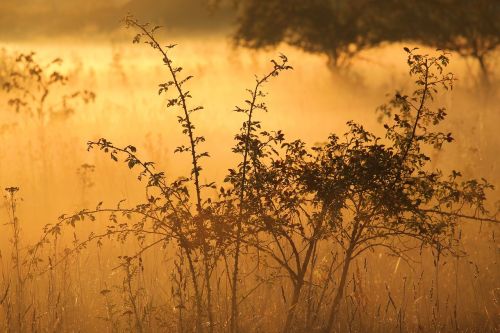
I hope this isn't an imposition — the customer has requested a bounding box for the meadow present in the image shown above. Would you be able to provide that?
[0,17,499,333]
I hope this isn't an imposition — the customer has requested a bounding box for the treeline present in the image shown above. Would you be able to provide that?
[234,0,499,80]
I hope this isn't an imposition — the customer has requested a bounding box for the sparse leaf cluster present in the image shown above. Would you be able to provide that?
[1,52,95,123]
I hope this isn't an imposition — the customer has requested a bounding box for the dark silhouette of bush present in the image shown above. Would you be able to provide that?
[10,16,498,333]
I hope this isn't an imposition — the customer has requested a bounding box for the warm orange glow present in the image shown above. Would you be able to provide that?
[0,2,498,332]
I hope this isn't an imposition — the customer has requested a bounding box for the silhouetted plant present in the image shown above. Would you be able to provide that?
[227,53,292,333]
[23,16,499,333]
[220,47,498,332]
[77,163,96,207]
[2,52,95,123]
[124,14,217,332]
[3,187,23,332]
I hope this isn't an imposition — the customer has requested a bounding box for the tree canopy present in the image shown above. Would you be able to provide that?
[233,0,499,78]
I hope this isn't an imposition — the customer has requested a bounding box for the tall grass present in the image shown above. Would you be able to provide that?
[0,16,499,333]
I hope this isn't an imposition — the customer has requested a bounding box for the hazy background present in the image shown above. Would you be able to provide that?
[0,2,498,332]
[0,0,234,40]
[1,0,498,240]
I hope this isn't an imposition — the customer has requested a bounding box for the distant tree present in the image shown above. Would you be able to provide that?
[233,0,382,68]
[375,0,500,83]
[233,0,500,79]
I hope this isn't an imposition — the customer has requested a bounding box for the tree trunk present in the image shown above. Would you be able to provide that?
[477,55,490,86]
[186,251,203,333]
[324,247,353,333]
[282,280,304,333]
[282,239,317,333]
